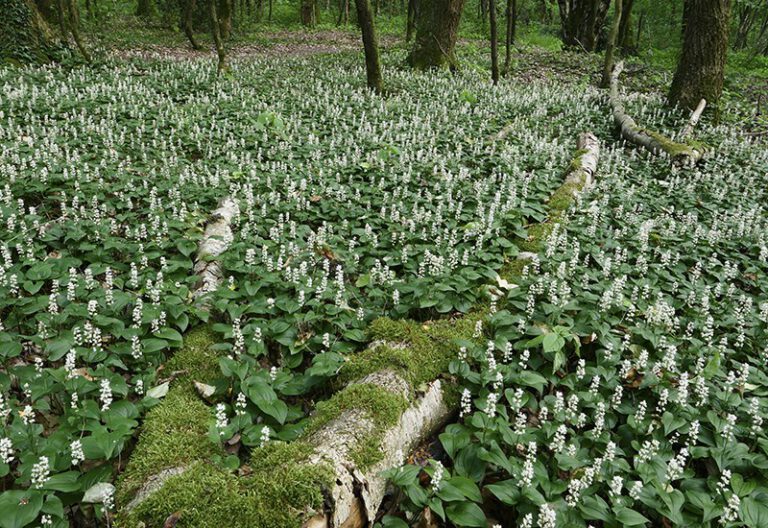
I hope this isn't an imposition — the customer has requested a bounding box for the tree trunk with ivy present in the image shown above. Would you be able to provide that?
[407,0,467,69]
[503,0,516,74]
[669,0,732,111]
[0,0,59,63]
[489,0,499,83]
[181,0,203,50]
[557,0,611,51]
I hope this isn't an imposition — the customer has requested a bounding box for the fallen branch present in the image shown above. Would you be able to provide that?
[610,61,705,166]
[192,196,239,299]
[679,98,707,141]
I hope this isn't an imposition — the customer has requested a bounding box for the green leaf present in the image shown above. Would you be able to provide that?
[445,501,486,527]
[485,480,520,506]
[615,508,650,526]
[742,497,768,528]
[0,490,43,528]
[542,332,565,353]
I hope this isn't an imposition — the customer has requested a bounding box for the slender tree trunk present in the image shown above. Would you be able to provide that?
[182,0,202,50]
[268,0,273,20]
[408,0,467,69]
[616,0,634,51]
[211,0,229,74]
[669,0,733,111]
[503,0,516,74]
[57,0,90,62]
[489,0,499,83]
[354,0,383,92]
[219,0,233,39]
[1,0,58,63]
[600,0,621,87]
[406,0,417,41]
[733,4,755,50]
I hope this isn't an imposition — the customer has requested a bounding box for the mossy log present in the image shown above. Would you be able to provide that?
[610,61,705,167]
[193,196,239,299]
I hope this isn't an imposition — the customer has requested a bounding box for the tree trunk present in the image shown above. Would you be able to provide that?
[489,0,499,83]
[733,3,756,50]
[1,0,58,63]
[65,0,90,62]
[407,0,467,69]
[136,0,155,17]
[354,0,383,92]
[558,0,611,52]
[503,0,515,74]
[668,0,732,111]
[211,0,229,74]
[616,0,634,52]
[182,0,203,50]
[406,0,417,41]
[301,0,317,26]
[600,0,621,87]
[219,0,233,39]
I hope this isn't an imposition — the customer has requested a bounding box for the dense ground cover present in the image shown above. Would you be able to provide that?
[1,43,767,528]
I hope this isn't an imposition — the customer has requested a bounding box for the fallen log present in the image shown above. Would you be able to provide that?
[609,61,705,167]
[192,196,239,299]
[116,137,600,528]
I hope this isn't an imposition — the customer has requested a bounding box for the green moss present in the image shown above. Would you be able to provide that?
[116,326,222,505]
[518,222,555,253]
[643,129,705,159]
[118,450,333,528]
[345,316,478,389]
[116,390,222,505]
[305,383,408,437]
[499,257,530,281]
[548,181,583,212]
[166,325,221,388]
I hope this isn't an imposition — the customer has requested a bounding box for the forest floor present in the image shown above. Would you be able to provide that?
[2,27,768,528]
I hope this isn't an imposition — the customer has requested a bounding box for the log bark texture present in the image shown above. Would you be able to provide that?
[193,196,239,298]
[610,62,705,166]
[565,132,600,188]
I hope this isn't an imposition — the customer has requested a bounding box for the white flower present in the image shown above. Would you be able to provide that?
[0,437,13,464]
[215,403,228,434]
[99,379,113,412]
[431,461,444,492]
[259,426,271,447]
[71,439,85,466]
[31,456,50,488]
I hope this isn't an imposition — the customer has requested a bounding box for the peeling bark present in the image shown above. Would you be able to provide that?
[610,61,705,166]
[566,132,600,187]
[303,371,451,528]
[193,196,239,299]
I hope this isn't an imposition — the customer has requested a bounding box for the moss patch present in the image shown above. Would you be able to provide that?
[342,316,478,389]
[118,447,333,528]
[518,222,555,253]
[116,326,222,506]
[548,181,583,213]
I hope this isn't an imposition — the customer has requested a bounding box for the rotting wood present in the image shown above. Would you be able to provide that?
[610,61,705,166]
[192,196,239,300]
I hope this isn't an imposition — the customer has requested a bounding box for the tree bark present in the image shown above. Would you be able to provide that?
[210,0,229,75]
[503,0,516,74]
[489,0,499,83]
[669,0,732,111]
[354,0,383,93]
[406,0,417,41]
[301,0,317,26]
[181,0,203,50]
[558,0,611,52]
[193,197,239,298]
[407,0,467,69]
[600,0,621,87]
[1,0,58,63]
[616,0,634,52]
